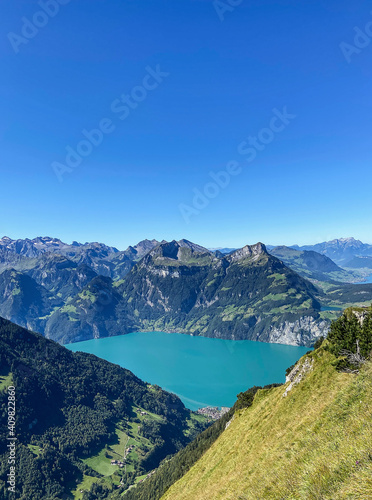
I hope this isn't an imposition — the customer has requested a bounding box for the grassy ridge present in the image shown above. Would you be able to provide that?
[161,348,372,499]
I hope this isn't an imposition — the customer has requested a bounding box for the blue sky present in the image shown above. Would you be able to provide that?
[1,0,371,250]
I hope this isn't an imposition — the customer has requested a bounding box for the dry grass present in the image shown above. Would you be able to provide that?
[161,349,372,500]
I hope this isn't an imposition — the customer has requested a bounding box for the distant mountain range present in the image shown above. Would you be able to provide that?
[1,236,372,347]
[211,238,372,269]
[291,237,372,266]
[208,247,237,254]
[0,236,161,278]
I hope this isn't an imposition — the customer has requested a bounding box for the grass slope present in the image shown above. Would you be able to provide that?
[162,348,372,500]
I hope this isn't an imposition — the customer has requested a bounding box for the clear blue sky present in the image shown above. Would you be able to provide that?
[1,0,371,250]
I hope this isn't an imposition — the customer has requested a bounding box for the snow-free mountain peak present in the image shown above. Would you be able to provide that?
[228,242,267,262]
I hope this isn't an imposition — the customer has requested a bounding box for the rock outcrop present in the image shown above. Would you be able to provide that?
[268,316,329,346]
[283,356,314,397]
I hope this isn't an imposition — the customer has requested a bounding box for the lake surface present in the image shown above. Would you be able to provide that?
[67,332,310,411]
[355,273,372,284]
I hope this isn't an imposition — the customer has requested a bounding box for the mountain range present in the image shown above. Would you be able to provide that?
[213,237,372,268]
[0,236,160,278]
[291,237,372,266]
[1,236,372,347]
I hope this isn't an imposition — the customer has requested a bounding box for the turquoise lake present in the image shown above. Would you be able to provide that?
[356,273,372,284]
[66,332,310,411]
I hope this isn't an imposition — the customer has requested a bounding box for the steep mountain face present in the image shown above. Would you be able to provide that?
[2,236,372,347]
[26,253,98,301]
[292,237,372,265]
[0,253,99,332]
[0,269,60,331]
[130,238,162,256]
[116,239,217,322]
[0,317,208,499]
[44,275,124,343]
[44,241,327,346]
[0,247,29,272]
[62,242,119,276]
[269,246,357,282]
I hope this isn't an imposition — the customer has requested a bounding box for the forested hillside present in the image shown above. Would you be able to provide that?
[0,318,208,499]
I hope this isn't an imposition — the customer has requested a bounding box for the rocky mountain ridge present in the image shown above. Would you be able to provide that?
[43,241,325,345]
[1,236,372,347]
